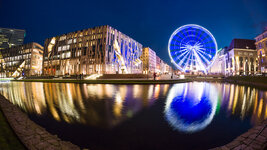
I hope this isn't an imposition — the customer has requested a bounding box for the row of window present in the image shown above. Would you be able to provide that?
[4,58,31,67]
[4,54,31,62]
[256,41,267,49]
[256,32,267,42]
[59,33,104,42]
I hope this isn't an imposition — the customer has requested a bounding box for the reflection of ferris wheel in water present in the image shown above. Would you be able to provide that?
[168,24,217,73]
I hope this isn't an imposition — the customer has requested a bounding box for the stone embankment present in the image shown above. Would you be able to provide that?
[0,95,82,150]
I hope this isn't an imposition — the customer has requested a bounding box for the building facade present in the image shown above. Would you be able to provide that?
[156,56,162,73]
[155,55,172,74]
[43,25,143,76]
[0,42,43,77]
[209,47,227,75]
[0,28,25,50]
[224,39,257,76]
[255,29,267,74]
[141,47,156,74]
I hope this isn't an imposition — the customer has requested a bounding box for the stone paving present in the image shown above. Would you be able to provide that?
[210,120,267,150]
[0,95,82,150]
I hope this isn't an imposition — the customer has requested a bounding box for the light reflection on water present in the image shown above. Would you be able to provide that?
[0,82,266,129]
[164,82,218,133]
[0,82,168,128]
[0,81,267,149]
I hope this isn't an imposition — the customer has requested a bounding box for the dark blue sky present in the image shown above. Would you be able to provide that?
[1,0,266,65]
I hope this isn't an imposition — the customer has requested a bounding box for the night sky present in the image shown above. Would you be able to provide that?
[0,0,266,65]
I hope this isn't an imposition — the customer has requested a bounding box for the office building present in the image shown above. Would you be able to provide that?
[43,25,143,76]
[0,42,43,77]
[0,27,25,50]
[141,47,156,74]
[156,56,162,73]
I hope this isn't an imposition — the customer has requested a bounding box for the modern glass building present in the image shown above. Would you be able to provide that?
[43,25,143,76]
[0,42,43,77]
[0,27,25,50]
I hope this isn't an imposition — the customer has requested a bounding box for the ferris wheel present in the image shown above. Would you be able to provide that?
[168,24,217,73]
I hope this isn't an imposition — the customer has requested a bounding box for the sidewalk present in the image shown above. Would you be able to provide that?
[211,121,267,150]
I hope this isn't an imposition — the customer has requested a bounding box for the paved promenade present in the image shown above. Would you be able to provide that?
[0,95,81,150]
[211,120,267,150]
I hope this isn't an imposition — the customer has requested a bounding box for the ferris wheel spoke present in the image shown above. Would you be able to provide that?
[192,50,206,72]
[174,49,190,62]
[196,48,212,61]
[173,47,189,56]
[195,51,210,66]
[177,50,191,66]
[182,52,193,70]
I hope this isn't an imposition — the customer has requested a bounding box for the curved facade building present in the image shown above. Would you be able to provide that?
[43,25,143,76]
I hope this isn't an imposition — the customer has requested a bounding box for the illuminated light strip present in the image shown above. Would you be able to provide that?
[113,40,128,73]
[47,37,56,58]
[12,61,25,77]
[85,74,103,80]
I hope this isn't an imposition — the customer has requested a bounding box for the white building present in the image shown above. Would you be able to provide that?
[224,39,257,76]
[209,47,227,75]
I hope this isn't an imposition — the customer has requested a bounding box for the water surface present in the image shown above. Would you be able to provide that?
[0,81,266,150]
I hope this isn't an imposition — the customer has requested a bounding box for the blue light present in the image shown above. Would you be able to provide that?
[170,96,212,125]
[168,24,218,73]
[164,83,218,133]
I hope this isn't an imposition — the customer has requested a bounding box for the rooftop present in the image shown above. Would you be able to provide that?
[228,39,256,50]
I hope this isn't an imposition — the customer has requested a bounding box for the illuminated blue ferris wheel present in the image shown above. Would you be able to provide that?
[168,24,217,73]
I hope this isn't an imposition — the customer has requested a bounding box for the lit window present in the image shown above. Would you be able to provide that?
[67,39,72,44]
[65,52,71,58]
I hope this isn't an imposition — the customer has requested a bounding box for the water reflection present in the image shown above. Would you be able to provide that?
[164,82,218,133]
[0,82,169,128]
[0,81,266,132]
[219,84,267,125]
[164,82,267,133]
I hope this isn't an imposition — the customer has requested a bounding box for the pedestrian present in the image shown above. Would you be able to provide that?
[153,72,156,80]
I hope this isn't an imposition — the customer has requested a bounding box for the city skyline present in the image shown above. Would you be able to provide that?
[0,0,266,65]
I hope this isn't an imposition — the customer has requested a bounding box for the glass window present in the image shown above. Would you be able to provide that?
[66,52,71,58]
[67,39,72,44]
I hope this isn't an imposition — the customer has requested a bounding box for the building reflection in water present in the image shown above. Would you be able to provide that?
[164,82,267,133]
[0,82,266,131]
[0,82,169,128]
[164,82,218,133]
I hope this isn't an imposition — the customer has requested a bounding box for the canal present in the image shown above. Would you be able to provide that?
[0,81,266,150]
